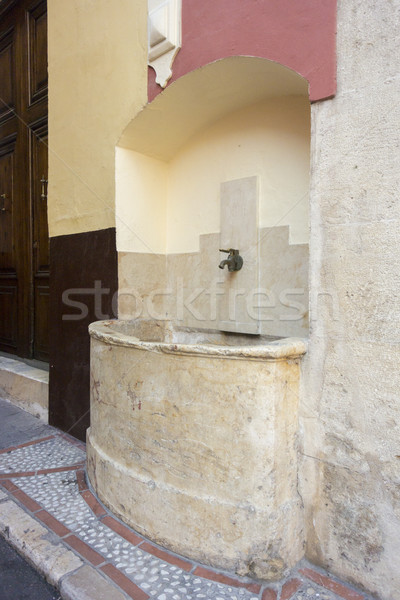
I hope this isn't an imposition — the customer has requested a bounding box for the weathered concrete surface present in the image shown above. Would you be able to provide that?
[60,565,128,600]
[0,397,54,450]
[88,320,306,579]
[301,1,400,598]
[0,499,83,587]
[0,357,49,423]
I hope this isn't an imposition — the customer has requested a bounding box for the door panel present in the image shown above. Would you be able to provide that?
[0,133,17,351]
[33,282,48,360]
[0,136,16,267]
[27,0,47,106]
[31,120,48,360]
[0,0,48,360]
[31,122,48,272]
[0,27,15,124]
[0,283,18,349]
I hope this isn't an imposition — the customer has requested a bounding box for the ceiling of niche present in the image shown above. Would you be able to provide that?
[118,56,309,162]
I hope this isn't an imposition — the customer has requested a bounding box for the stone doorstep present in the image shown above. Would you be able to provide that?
[0,356,49,423]
[0,434,372,600]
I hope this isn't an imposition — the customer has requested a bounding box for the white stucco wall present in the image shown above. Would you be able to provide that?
[301,1,400,598]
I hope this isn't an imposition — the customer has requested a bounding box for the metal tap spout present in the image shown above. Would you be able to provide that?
[219,258,231,269]
[218,249,243,272]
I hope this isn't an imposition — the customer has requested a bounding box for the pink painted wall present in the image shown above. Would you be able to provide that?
[148,0,337,102]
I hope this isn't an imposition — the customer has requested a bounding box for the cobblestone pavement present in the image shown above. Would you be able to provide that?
[0,399,372,600]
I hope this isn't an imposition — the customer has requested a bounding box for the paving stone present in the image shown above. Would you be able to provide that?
[299,569,365,600]
[281,579,302,600]
[61,564,129,600]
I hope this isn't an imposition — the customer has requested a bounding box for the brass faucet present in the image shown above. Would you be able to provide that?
[219,248,243,272]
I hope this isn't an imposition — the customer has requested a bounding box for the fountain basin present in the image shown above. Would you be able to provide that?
[87,319,306,579]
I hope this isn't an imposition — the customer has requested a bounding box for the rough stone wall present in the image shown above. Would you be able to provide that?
[301,1,400,599]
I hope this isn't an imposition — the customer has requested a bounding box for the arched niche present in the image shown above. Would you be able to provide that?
[116,56,310,337]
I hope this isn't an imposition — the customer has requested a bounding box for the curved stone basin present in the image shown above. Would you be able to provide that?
[87,319,307,580]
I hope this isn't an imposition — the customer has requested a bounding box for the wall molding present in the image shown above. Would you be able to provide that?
[148,0,181,88]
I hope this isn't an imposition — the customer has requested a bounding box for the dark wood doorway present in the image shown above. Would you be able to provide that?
[0,0,48,361]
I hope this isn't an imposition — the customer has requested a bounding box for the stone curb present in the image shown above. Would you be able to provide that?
[0,494,129,600]
[60,565,129,600]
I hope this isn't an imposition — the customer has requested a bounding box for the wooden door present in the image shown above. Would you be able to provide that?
[0,0,48,360]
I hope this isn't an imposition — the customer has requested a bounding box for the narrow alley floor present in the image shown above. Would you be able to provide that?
[0,398,373,600]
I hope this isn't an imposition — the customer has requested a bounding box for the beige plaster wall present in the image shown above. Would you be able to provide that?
[116,97,310,254]
[116,151,167,254]
[47,0,148,237]
[301,1,400,598]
